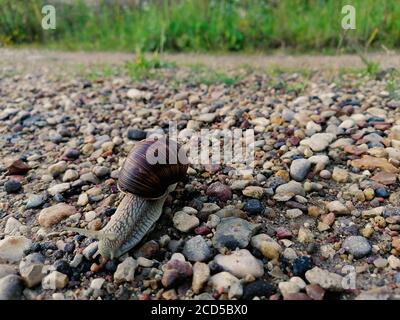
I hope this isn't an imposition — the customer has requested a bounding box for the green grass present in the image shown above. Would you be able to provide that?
[1,0,400,53]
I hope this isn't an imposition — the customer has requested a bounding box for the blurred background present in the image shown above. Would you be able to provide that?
[0,0,399,54]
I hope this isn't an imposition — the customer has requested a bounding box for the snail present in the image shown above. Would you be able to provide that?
[68,138,188,259]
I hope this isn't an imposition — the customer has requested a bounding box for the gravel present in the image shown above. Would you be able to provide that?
[182,236,212,262]
[1,52,400,300]
[342,236,372,259]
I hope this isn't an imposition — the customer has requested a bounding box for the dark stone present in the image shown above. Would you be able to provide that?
[375,187,389,198]
[208,261,223,274]
[54,260,72,277]
[42,242,57,251]
[292,256,313,277]
[63,148,80,160]
[74,259,92,275]
[266,176,285,190]
[4,180,22,193]
[244,199,264,215]
[104,208,116,217]
[53,194,65,202]
[212,217,259,250]
[242,280,275,300]
[0,275,23,300]
[64,243,75,254]
[306,243,318,254]
[105,259,118,273]
[339,99,360,107]
[74,235,85,242]
[54,250,64,259]
[31,243,42,252]
[127,128,147,140]
[383,207,400,217]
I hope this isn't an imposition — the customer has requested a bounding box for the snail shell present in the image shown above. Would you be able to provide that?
[118,138,189,199]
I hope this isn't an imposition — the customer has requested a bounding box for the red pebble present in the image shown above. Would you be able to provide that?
[276,227,292,239]
[288,136,300,146]
[139,294,151,300]
[195,226,211,235]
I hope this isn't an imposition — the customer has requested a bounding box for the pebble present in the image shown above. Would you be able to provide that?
[90,278,105,290]
[80,172,99,184]
[48,183,70,195]
[283,248,298,260]
[19,259,45,288]
[62,169,79,182]
[301,133,336,152]
[375,187,389,198]
[319,170,331,179]
[42,271,68,290]
[208,272,239,293]
[388,255,400,270]
[48,161,67,176]
[279,281,301,298]
[275,181,305,198]
[114,257,137,283]
[213,217,259,250]
[305,267,343,291]
[342,236,372,258]
[332,167,349,183]
[182,235,212,262]
[306,284,325,300]
[82,242,99,260]
[206,182,232,202]
[63,148,80,160]
[326,201,349,215]
[0,275,22,300]
[292,256,313,276]
[161,257,193,288]
[286,208,303,219]
[137,257,153,268]
[373,257,388,268]
[290,159,311,181]
[4,217,22,235]
[0,236,32,263]
[251,234,282,260]
[38,203,76,227]
[4,180,22,193]
[77,193,89,206]
[127,128,147,140]
[92,165,110,178]
[173,211,199,232]
[243,199,264,215]
[192,262,210,294]
[197,113,216,123]
[5,159,30,175]
[371,171,397,185]
[297,226,314,243]
[26,194,45,209]
[242,279,275,299]
[214,249,264,278]
[242,186,264,199]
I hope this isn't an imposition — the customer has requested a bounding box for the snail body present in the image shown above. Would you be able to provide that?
[68,138,188,259]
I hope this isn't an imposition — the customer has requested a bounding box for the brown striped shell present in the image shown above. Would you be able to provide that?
[117,138,189,199]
